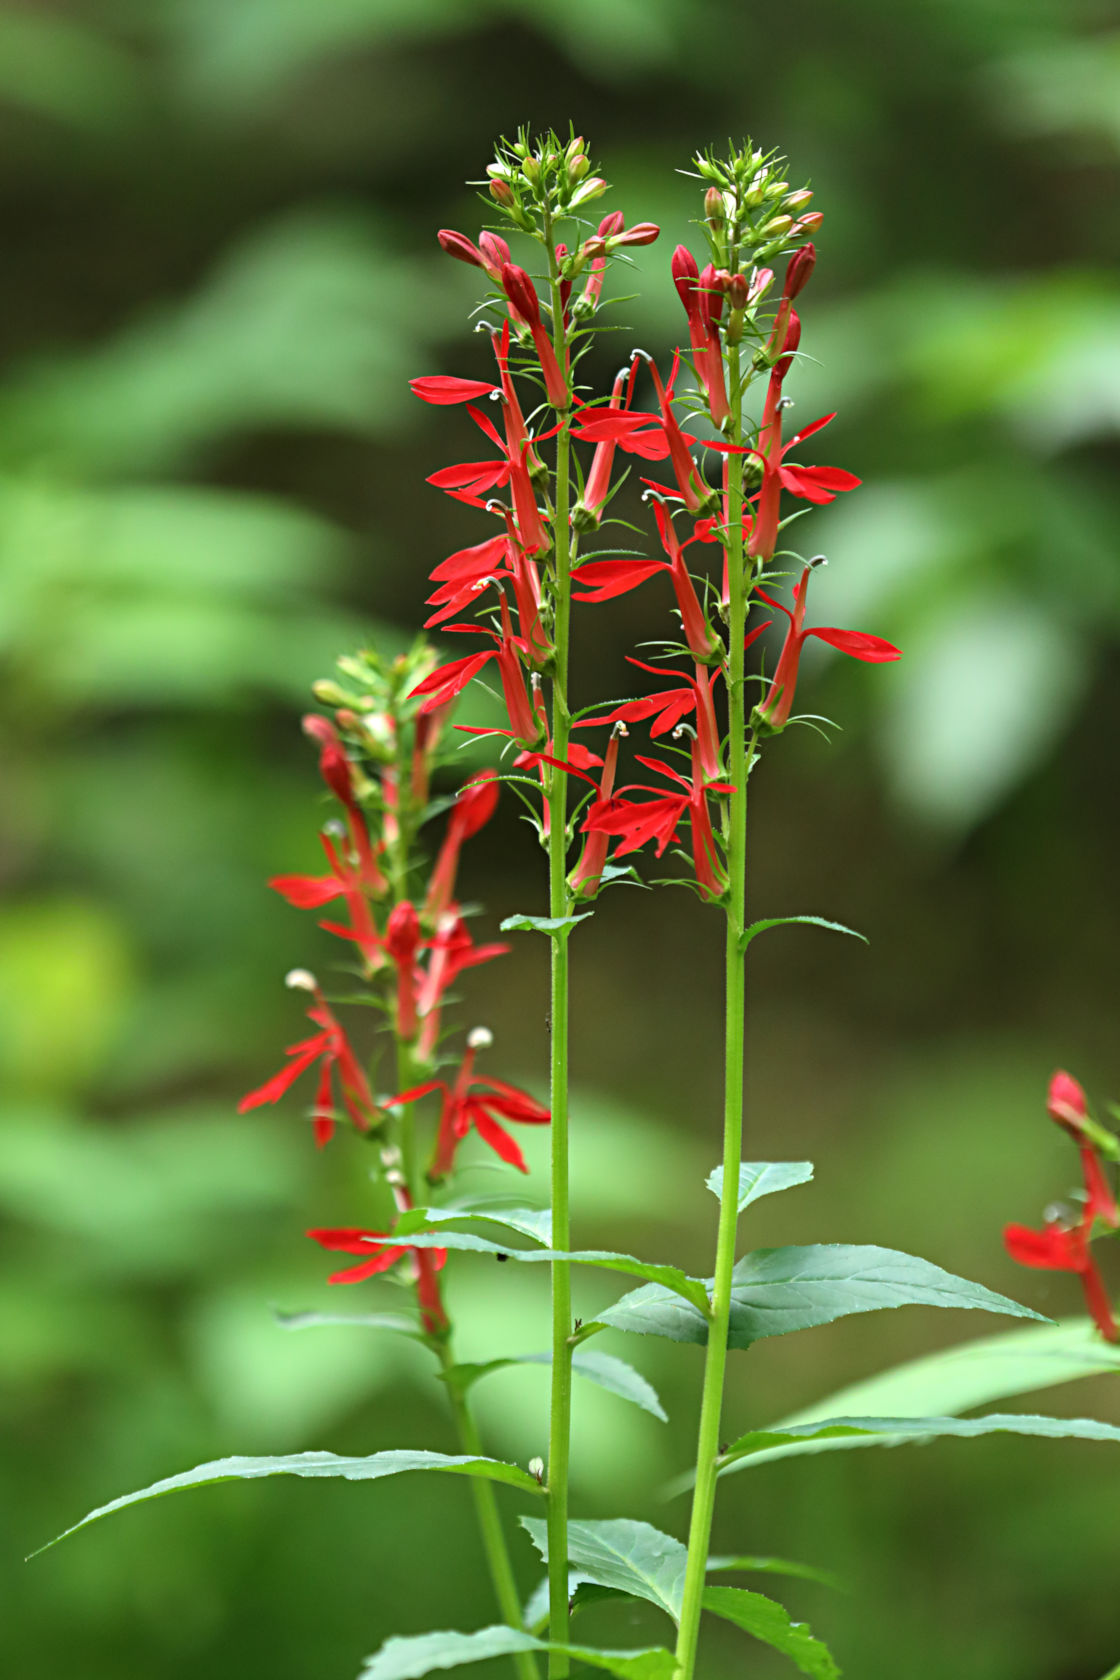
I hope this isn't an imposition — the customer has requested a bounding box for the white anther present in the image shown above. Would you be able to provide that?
[468,1026,494,1050]
[285,968,318,992]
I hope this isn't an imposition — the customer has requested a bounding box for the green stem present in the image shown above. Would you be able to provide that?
[675,337,751,1679]
[396,968,537,1678]
[437,1342,540,1680]
[1096,1665,1120,1680]
[543,213,574,1680]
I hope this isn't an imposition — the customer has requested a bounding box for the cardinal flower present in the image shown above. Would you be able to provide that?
[416,911,510,1061]
[239,972,377,1146]
[409,596,542,745]
[567,726,623,898]
[671,245,730,426]
[307,1226,448,1331]
[269,827,385,973]
[1004,1218,1118,1343]
[500,263,569,408]
[301,714,386,893]
[578,658,723,781]
[582,737,733,900]
[753,566,901,732]
[385,901,422,1040]
[389,1030,550,1180]
[425,769,501,917]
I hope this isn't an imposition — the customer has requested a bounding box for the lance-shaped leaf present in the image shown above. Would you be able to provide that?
[358,1627,676,1680]
[499,911,594,935]
[399,1228,710,1315]
[32,1450,542,1555]
[596,1244,1044,1347]
[720,1412,1120,1471]
[439,1347,667,1421]
[707,1161,814,1213]
[739,914,867,954]
[701,1587,840,1680]
[394,1204,552,1247]
[275,1310,421,1337]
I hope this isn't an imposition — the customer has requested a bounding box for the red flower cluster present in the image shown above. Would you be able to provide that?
[1004,1071,1119,1342]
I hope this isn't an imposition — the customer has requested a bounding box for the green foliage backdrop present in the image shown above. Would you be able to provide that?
[2,3,1118,1677]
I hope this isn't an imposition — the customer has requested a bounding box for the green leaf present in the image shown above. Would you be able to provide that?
[274,1310,421,1337]
[439,1348,667,1421]
[358,1627,676,1680]
[707,1161,814,1212]
[701,1587,840,1679]
[521,1515,686,1621]
[708,1555,842,1592]
[597,1244,1044,1347]
[721,1411,1120,1470]
[399,1229,710,1315]
[739,915,867,954]
[31,1450,542,1555]
[393,1204,551,1247]
[499,912,593,935]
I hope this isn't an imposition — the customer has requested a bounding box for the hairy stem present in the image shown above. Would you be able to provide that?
[675,336,751,1678]
[543,213,575,1680]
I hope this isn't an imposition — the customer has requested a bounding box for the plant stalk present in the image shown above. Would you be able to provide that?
[675,336,751,1678]
[543,214,575,1679]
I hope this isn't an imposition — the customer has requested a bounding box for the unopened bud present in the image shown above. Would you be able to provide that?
[567,153,590,185]
[468,1026,494,1050]
[285,968,318,993]
[704,186,724,228]
[783,243,816,300]
[570,176,606,207]
[528,1457,545,1483]
[767,179,790,199]
[792,211,824,236]
[785,188,813,211]
[489,178,515,209]
[565,135,585,161]
[726,273,750,309]
[761,214,793,239]
[311,680,350,706]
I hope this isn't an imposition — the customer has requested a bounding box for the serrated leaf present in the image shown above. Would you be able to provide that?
[721,1411,1120,1470]
[740,915,867,954]
[499,912,593,935]
[358,1626,676,1680]
[521,1516,686,1621]
[707,1161,814,1213]
[274,1309,421,1337]
[439,1348,666,1421]
[399,1229,710,1315]
[702,1587,840,1679]
[596,1244,1044,1347]
[31,1450,542,1555]
[708,1555,842,1591]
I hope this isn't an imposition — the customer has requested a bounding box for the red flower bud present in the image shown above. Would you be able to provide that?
[783,243,816,301]
[437,229,484,268]
[500,263,542,327]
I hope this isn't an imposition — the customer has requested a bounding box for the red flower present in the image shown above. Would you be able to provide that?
[308,1226,448,1331]
[416,911,510,1061]
[390,1034,550,1180]
[425,769,501,917]
[753,565,901,732]
[582,737,733,900]
[301,714,387,894]
[410,375,497,405]
[410,596,542,745]
[1004,1218,1118,1343]
[500,263,569,408]
[239,973,377,1146]
[567,727,623,898]
[270,828,385,973]
[579,658,723,781]
[671,246,730,427]
[385,901,422,1040]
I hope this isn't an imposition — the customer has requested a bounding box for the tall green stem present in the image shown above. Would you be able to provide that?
[675,338,751,1678]
[543,216,574,1679]
[394,937,537,1679]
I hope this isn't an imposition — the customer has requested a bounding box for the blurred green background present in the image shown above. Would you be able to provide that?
[2,1,1119,1676]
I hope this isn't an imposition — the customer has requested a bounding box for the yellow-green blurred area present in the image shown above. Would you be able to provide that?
[2,1,1119,1675]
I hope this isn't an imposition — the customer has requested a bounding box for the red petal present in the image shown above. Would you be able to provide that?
[386,1079,445,1107]
[806,626,901,662]
[472,1109,529,1172]
[307,1226,393,1254]
[1003,1223,1085,1272]
[472,1076,551,1123]
[269,874,344,908]
[410,376,498,405]
[326,1251,408,1284]
[238,1038,327,1111]
[786,412,837,445]
[778,464,862,503]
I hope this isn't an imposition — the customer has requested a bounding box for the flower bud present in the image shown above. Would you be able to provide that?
[726,273,750,309]
[567,153,590,185]
[528,1457,545,1483]
[704,186,725,228]
[761,214,793,239]
[437,229,483,267]
[792,211,824,236]
[783,243,816,300]
[489,178,515,209]
[570,176,607,206]
[613,221,660,247]
[785,188,813,211]
[767,179,790,198]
